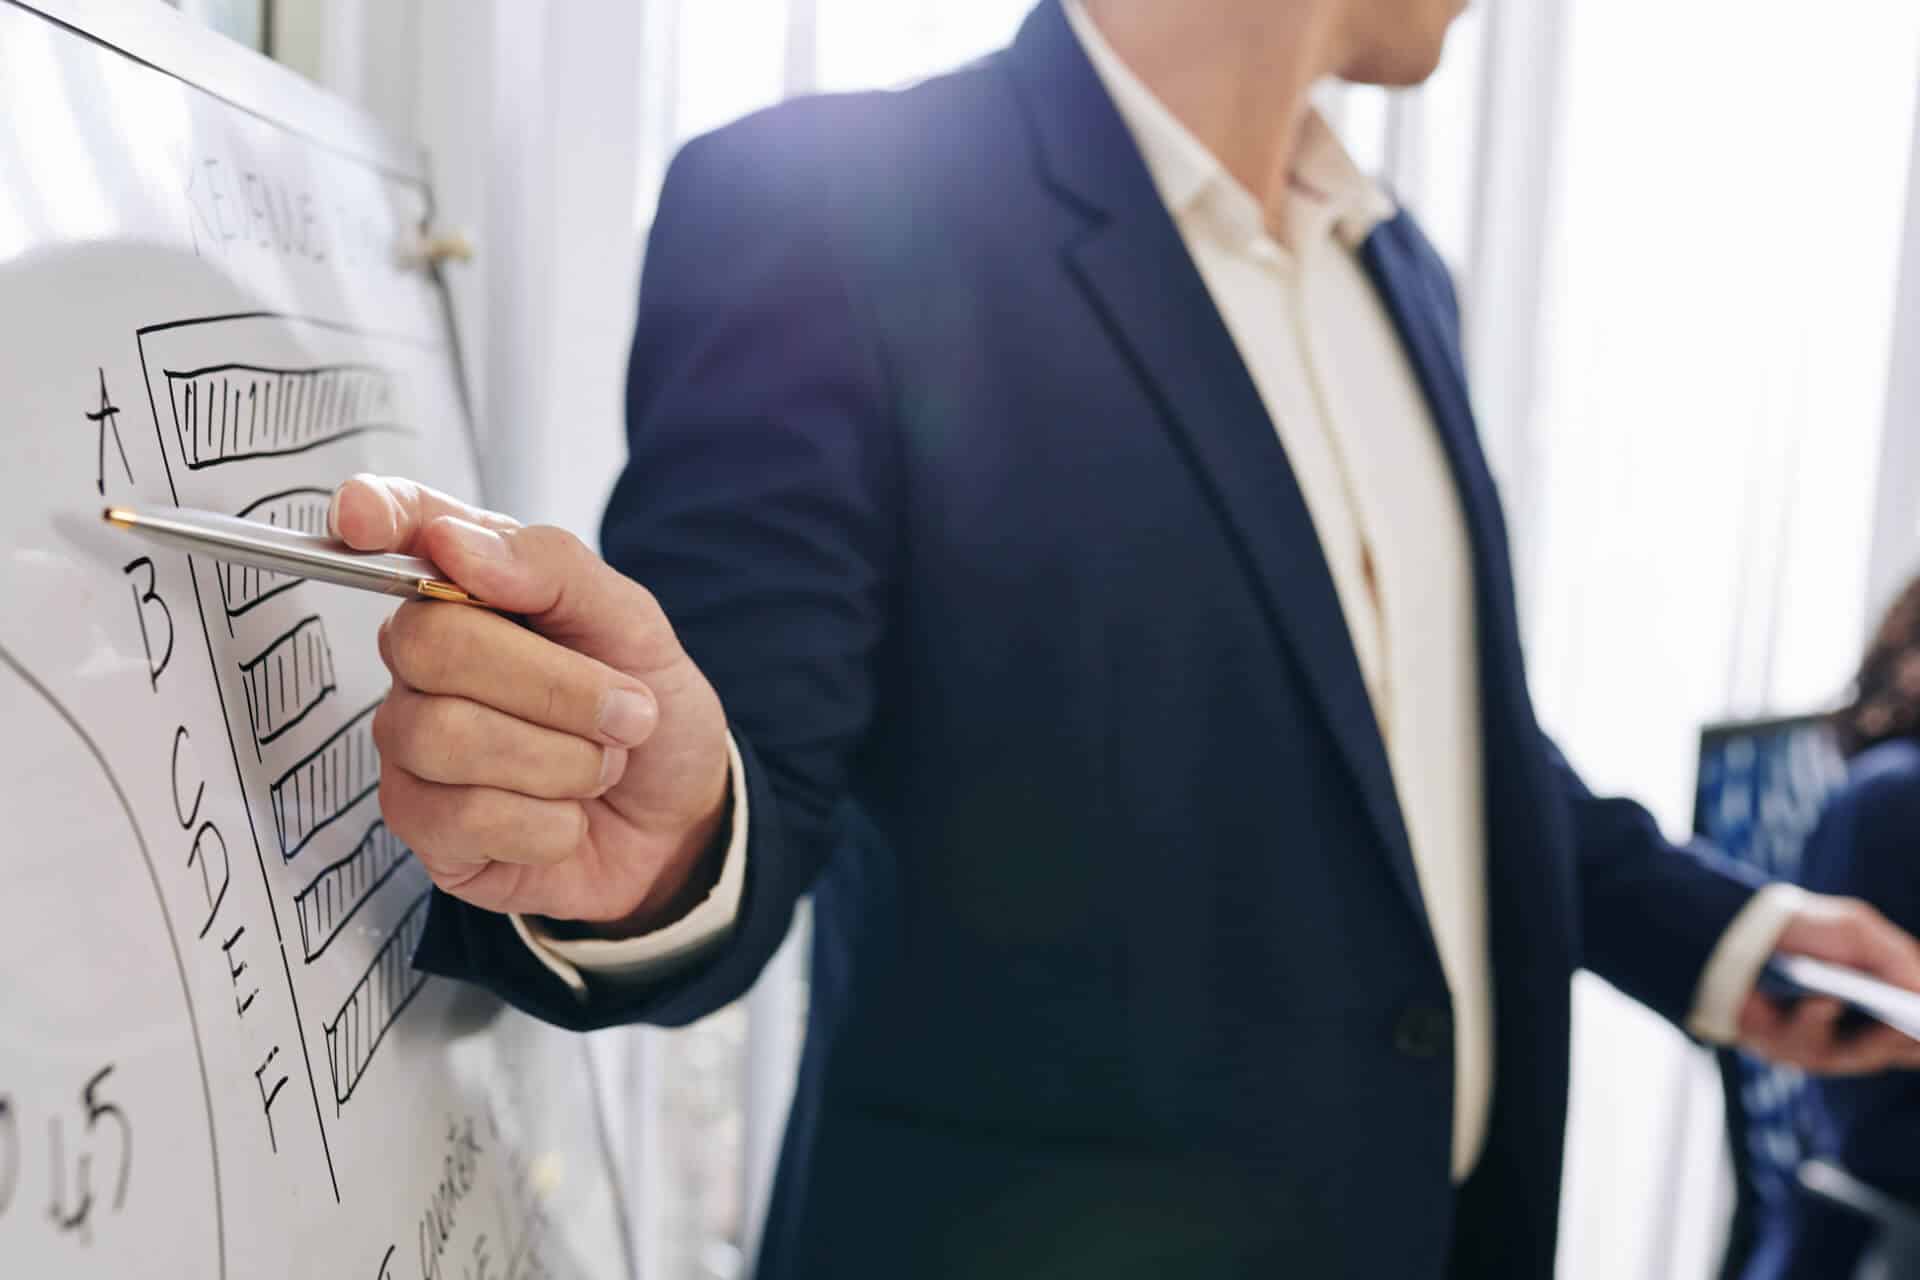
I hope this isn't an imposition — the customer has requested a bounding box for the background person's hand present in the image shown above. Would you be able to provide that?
[1738,895,1920,1073]
[330,474,732,934]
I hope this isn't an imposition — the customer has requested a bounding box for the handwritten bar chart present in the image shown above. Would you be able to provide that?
[237,615,336,749]
[164,362,406,470]
[292,819,413,963]
[269,702,379,859]
[321,888,430,1107]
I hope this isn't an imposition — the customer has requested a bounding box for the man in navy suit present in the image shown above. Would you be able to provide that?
[334,0,1920,1274]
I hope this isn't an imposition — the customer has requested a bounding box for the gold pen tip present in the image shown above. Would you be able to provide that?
[103,506,137,528]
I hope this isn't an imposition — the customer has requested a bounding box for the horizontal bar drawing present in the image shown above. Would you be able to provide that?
[238,616,336,749]
[270,703,380,860]
[292,819,414,963]
[164,362,409,470]
[217,488,333,617]
[322,889,431,1107]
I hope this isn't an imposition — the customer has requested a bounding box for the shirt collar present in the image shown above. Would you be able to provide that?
[1061,0,1395,253]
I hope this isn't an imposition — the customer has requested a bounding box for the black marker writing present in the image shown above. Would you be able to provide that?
[465,1231,494,1280]
[171,726,205,829]
[188,821,230,940]
[418,1118,484,1280]
[87,368,132,496]
[81,1068,130,1212]
[254,1047,287,1153]
[46,1115,89,1240]
[221,927,257,1017]
[44,1065,131,1244]
[123,558,174,690]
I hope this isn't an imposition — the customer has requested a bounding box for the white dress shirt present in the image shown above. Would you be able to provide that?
[517,0,1804,1185]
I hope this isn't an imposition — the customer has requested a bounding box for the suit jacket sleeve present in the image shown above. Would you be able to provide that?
[1550,739,1768,1025]
[414,114,897,1032]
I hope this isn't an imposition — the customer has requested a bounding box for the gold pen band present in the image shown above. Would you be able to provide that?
[416,578,481,605]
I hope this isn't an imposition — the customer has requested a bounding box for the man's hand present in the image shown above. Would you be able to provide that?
[332,474,732,934]
[1738,895,1920,1074]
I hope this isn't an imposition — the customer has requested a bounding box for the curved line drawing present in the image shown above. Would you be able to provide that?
[0,643,225,1278]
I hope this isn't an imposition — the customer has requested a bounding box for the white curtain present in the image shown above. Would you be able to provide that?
[1869,78,1920,623]
[1530,5,1920,1276]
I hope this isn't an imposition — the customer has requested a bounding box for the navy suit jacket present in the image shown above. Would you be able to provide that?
[1752,740,1920,1279]
[417,4,1766,1275]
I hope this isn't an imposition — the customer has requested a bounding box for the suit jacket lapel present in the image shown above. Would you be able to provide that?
[1002,1,1431,934]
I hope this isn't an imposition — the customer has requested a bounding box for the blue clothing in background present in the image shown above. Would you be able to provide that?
[1754,740,1920,1279]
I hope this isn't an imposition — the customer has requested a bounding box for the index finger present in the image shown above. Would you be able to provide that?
[329,474,519,554]
[1810,1020,1918,1076]
[1849,905,1920,992]
[379,599,659,748]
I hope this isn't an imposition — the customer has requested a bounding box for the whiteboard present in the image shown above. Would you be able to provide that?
[0,2,629,1277]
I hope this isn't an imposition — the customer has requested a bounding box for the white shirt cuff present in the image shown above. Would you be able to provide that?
[509,733,749,995]
[1685,882,1813,1044]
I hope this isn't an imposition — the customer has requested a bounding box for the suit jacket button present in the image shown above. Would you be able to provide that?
[1394,1005,1452,1060]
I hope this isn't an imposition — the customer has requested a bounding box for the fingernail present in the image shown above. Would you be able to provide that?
[327,486,344,538]
[442,517,510,562]
[597,746,629,792]
[598,688,656,747]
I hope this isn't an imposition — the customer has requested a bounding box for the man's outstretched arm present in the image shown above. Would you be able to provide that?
[1559,741,1920,1073]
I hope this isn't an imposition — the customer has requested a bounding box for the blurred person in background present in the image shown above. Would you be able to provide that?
[334,0,1920,1275]
[1753,575,1920,1279]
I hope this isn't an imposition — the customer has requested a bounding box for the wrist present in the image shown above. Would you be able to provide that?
[571,755,733,940]
[601,808,731,938]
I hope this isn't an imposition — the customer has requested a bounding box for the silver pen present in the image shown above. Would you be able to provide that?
[102,504,491,608]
